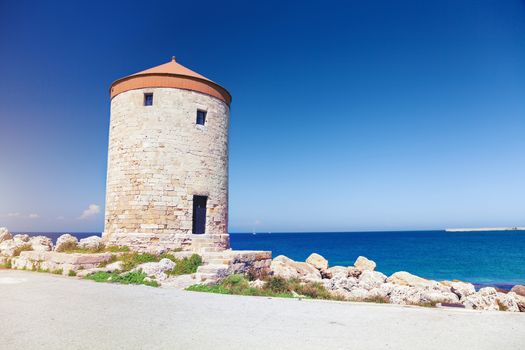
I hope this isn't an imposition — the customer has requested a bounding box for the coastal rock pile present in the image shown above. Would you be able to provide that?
[269,252,525,312]
[0,228,52,260]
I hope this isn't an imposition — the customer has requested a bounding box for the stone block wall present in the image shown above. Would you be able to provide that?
[103,88,230,250]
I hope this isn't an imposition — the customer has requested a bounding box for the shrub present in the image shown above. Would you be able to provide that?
[497,300,509,312]
[56,241,78,252]
[13,244,33,256]
[119,252,158,271]
[52,268,63,275]
[295,282,334,300]
[68,270,77,277]
[363,295,389,304]
[85,270,158,287]
[264,276,291,294]
[0,259,12,269]
[167,254,203,276]
[246,267,269,281]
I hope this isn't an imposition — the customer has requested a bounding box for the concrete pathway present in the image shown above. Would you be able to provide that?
[1,270,524,350]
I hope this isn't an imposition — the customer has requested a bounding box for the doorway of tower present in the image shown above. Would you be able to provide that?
[192,195,207,234]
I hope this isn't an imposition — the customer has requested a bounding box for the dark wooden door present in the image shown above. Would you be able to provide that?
[192,195,207,234]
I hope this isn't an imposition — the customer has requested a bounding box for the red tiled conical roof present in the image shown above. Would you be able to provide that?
[110,57,231,105]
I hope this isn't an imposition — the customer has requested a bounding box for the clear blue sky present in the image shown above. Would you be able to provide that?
[0,0,524,233]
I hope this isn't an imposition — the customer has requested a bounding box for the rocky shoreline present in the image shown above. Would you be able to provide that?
[268,253,525,312]
[1,227,524,312]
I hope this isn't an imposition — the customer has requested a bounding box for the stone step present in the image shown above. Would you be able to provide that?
[203,258,232,265]
[197,264,229,274]
[194,273,218,283]
[197,247,225,253]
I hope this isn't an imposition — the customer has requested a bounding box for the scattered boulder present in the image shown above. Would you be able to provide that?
[496,292,520,312]
[358,270,387,291]
[0,234,32,257]
[323,275,359,298]
[105,261,124,272]
[463,287,499,311]
[0,227,12,243]
[510,285,525,297]
[368,283,395,300]
[133,258,176,281]
[420,287,459,304]
[441,280,476,301]
[13,234,30,244]
[515,295,525,312]
[387,271,433,288]
[29,236,53,252]
[321,266,347,279]
[389,285,422,305]
[346,287,369,301]
[270,255,321,282]
[354,256,376,271]
[55,234,79,252]
[78,236,103,251]
[249,279,266,289]
[306,253,328,270]
[347,267,362,278]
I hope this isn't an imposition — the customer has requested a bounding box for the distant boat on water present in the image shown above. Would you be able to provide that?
[445,227,525,232]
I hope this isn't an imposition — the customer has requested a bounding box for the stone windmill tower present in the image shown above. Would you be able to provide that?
[103,57,231,252]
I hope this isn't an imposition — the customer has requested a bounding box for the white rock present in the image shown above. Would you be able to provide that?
[55,234,78,252]
[134,258,176,281]
[441,281,476,300]
[358,270,387,290]
[105,261,124,272]
[463,287,499,311]
[0,227,12,243]
[29,236,53,252]
[306,253,328,270]
[368,283,396,300]
[0,235,33,257]
[496,292,520,312]
[270,255,322,282]
[13,234,30,243]
[347,267,362,278]
[354,256,376,271]
[322,266,347,279]
[249,279,266,289]
[323,275,358,292]
[78,236,103,250]
[387,271,433,287]
[347,287,369,301]
[389,285,422,305]
[419,288,459,304]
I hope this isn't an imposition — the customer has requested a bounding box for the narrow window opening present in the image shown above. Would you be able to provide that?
[196,110,207,125]
[192,195,207,234]
[144,93,153,106]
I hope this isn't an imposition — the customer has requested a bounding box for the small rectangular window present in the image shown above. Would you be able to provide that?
[144,93,153,106]
[196,110,207,125]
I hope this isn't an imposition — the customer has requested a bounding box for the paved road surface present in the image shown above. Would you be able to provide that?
[1,270,524,350]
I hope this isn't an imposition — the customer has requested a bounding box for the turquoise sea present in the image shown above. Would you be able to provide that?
[24,230,525,289]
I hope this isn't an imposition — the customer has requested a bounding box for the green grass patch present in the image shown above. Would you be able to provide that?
[119,252,159,271]
[0,259,12,269]
[166,254,203,276]
[13,244,33,257]
[85,270,158,287]
[68,270,77,277]
[52,268,63,275]
[186,274,342,301]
